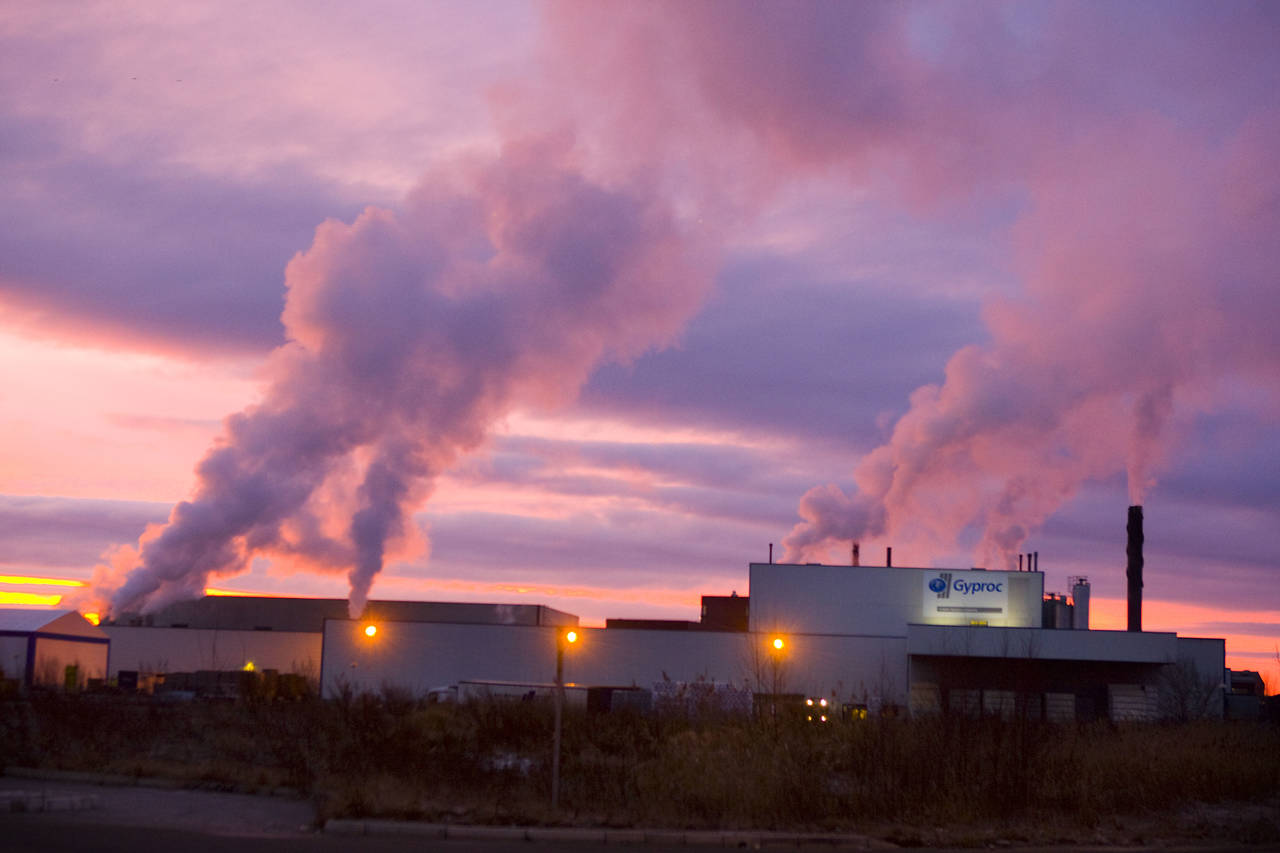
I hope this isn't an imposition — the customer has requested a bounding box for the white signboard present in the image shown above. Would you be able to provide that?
[923,571,1008,623]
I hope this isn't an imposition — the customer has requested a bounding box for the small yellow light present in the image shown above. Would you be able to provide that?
[819,698,828,708]
[820,715,827,723]
[806,698,814,706]
[364,624,377,638]
[771,637,785,650]
[565,630,578,644]
[242,661,255,672]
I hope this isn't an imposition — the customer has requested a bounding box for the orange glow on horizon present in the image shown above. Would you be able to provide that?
[375,574,705,610]
[0,591,63,606]
[1090,596,1278,688]
[203,587,297,598]
[0,575,85,587]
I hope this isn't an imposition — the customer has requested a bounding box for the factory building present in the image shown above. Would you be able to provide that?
[68,507,1231,721]
[0,609,108,690]
[319,558,1226,722]
[104,596,575,683]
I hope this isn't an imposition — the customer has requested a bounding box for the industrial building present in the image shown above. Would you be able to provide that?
[317,559,1225,722]
[71,507,1233,721]
[0,609,108,689]
[104,597,576,683]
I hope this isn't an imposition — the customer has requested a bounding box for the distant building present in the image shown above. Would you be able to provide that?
[0,609,108,689]
[103,597,575,681]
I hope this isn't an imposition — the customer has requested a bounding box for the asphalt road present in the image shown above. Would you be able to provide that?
[3,775,1278,853]
[1,819,530,852]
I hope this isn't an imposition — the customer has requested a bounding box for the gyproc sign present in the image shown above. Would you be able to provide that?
[923,571,1008,622]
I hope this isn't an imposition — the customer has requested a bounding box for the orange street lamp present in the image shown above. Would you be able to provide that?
[552,627,580,809]
[764,635,789,725]
[363,624,378,638]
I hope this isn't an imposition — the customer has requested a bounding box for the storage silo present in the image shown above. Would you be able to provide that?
[1070,577,1090,630]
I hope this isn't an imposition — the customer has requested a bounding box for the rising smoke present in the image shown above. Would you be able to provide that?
[94,4,1280,610]
[547,1,1280,568]
[98,137,711,617]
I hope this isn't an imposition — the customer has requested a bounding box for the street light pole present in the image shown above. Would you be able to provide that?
[552,637,564,809]
[551,628,577,809]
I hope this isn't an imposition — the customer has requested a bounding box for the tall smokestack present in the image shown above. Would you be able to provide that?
[886,546,892,567]
[852,542,859,567]
[1126,506,1143,632]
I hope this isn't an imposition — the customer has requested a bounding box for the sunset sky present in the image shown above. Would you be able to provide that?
[1,2,1276,685]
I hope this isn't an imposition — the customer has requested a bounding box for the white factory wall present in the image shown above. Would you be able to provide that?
[32,637,107,687]
[750,563,1043,634]
[567,629,908,705]
[0,636,26,682]
[321,620,559,698]
[1169,636,1227,720]
[907,624,1179,663]
[104,627,321,678]
[1174,636,1226,679]
[321,619,911,706]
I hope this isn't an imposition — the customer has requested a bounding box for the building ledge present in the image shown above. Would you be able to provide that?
[907,623,1178,664]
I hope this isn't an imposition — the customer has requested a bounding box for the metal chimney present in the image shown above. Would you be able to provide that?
[852,542,860,567]
[886,546,892,567]
[1126,506,1143,632]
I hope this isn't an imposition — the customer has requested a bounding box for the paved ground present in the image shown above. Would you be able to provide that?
[1,771,316,838]
[3,769,1278,852]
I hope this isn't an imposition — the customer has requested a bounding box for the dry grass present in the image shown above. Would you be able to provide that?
[2,689,1277,839]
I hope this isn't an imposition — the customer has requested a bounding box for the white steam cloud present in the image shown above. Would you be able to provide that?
[97,138,710,617]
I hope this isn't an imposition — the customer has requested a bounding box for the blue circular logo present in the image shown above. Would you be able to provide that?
[928,578,947,593]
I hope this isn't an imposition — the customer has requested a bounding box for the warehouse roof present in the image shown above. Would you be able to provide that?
[0,608,108,639]
[110,596,579,633]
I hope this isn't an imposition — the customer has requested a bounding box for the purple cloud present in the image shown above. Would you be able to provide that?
[0,115,365,355]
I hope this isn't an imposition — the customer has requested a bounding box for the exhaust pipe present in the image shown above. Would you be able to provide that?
[1126,506,1143,632]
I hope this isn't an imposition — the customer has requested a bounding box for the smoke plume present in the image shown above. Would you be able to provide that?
[546,2,1280,568]
[89,4,1280,611]
[98,137,710,616]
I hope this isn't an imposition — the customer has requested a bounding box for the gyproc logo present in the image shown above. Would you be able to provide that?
[953,578,1003,595]
[928,577,947,594]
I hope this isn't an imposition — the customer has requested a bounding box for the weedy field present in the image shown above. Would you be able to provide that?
[2,688,1277,844]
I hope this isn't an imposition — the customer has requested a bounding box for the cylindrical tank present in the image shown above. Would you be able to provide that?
[1070,577,1090,630]
[1041,593,1073,629]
